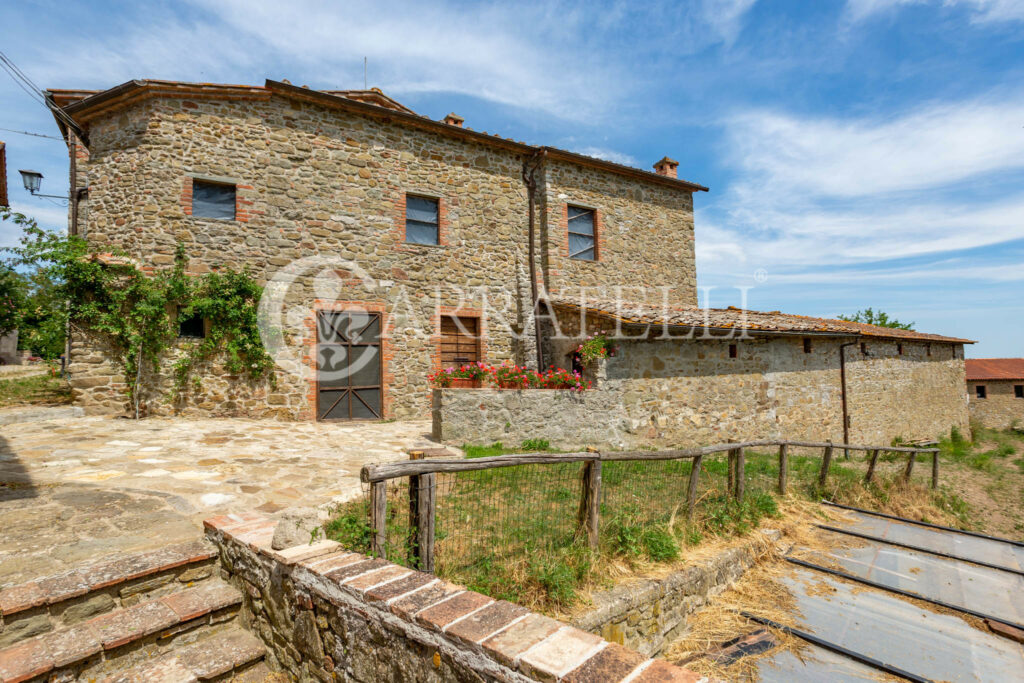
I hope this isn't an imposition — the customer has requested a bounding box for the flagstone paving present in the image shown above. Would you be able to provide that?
[0,415,437,586]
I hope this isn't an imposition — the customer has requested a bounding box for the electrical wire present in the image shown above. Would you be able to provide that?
[0,50,80,134]
[0,126,63,141]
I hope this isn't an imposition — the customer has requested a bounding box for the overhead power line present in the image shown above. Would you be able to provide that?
[0,50,80,136]
[0,126,63,141]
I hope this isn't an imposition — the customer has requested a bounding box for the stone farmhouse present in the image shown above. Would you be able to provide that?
[966,358,1024,430]
[47,79,971,445]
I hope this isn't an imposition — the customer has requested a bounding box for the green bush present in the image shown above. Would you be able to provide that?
[521,438,551,452]
[642,527,679,562]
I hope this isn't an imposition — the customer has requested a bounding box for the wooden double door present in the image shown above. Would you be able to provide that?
[316,311,382,420]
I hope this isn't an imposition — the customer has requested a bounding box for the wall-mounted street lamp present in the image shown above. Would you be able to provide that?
[19,169,68,200]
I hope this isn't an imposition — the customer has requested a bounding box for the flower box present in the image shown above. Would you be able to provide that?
[449,378,482,389]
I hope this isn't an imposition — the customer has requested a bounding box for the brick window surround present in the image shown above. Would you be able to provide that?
[180,176,254,223]
[303,300,393,421]
[393,192,449,248]
[560,203,604,261]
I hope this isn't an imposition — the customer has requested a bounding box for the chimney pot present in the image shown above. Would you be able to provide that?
[443,112,464,127]
[653,156,679,179]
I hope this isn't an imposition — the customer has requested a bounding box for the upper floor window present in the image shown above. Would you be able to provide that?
[803,338,812,354]
[976,385,986,399]
[567,206,596,261]
[1015,385,1023,399]
[192,180,236,220]
[406,195,439,245]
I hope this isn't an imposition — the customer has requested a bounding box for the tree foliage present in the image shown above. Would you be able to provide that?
[838,308,914,330]
[2,207,274,414]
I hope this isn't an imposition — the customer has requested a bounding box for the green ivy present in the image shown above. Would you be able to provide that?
[4,208,274,416]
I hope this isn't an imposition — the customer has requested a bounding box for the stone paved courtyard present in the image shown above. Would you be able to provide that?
[0,415,436,586]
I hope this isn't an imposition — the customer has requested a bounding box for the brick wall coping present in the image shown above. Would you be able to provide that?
[203,511,706,682]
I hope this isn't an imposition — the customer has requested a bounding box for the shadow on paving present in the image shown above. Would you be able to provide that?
[0,477,201,588]
[0,431,37,501]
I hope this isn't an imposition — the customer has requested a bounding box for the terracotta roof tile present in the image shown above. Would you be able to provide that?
[549,298,974,344]
[965,359,1024,381]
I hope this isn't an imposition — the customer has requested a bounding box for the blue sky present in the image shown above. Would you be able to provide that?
[1,0,1022,356]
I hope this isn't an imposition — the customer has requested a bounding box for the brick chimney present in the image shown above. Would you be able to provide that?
[653,156,679,179]
[443,113,464,127]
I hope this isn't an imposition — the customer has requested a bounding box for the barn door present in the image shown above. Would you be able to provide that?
[316,311,382,420]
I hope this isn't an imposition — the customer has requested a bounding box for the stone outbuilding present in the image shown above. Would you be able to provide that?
[45,78,972,445]
[966,359,1024,430]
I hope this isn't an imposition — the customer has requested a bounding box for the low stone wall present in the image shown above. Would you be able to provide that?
[435,335,969,450]
[432,387,631,449]
[205,511,700,682]
[571,534,777,656]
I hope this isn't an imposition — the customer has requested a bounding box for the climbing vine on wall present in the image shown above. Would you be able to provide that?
[5,210,274,416]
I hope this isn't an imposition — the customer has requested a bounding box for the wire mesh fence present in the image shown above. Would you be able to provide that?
[331,440,941,606]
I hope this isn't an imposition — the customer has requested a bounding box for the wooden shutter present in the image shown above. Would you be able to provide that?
[440,316,480,365]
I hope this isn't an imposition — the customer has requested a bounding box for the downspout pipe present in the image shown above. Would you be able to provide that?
[839,341,858,458]
[522,150,546,371]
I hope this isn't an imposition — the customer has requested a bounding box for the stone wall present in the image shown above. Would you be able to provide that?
[432,388,628,449]
[0,330,19,365]
[205,511,700,682]
[571,535,776,656]
[67,90,699,419]
[434,336,970,449]
[968,380,1024,429]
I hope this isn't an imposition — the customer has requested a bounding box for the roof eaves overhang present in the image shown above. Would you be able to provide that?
[549,300,974,345]
[47,78,711,193]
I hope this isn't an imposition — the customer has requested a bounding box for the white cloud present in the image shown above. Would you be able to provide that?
[699,92,1024,281]
[727,97,1024,199]
[701,0,759,44]
[845,0,1024,23]
[572,147,640,168]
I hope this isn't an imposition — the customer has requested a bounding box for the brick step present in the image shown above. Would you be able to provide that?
[0,539,218,650]
[0,579,242,682]
[101,627,267,683]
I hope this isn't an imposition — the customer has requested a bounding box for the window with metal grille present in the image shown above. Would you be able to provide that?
[976,385,987,399]
[440,316,480,365]
[567,206,596,260]
[191,180,236,219]
[406,195,439,245]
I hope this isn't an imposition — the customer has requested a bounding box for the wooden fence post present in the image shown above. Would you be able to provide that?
[777,443,789,496]
[577,456,601,552]
[864,449,880,484]
[727,447,736,498]
[903,450,916,483]
[735,448,745,501]
[931,451,939,490]
[370,481,387,559]
[408,451,423,568]
[687,455,702,520]
[418,473,436,572]
[818,443,834,488]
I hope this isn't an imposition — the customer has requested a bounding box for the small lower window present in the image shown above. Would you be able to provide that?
[897,343,903,355]
[1015,385,1023,399]
[976,385,987,399]
[178,312,205,339]
[729,343,738,359]
[803,338,812,354]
